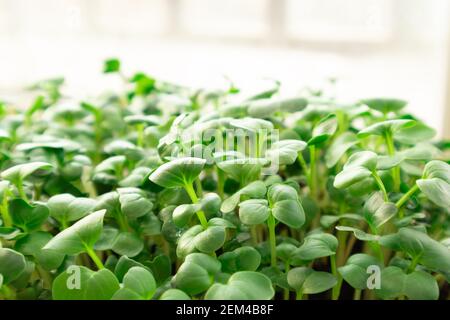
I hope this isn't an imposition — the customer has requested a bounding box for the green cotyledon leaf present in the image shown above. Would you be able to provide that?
[416,160,450,208]
[173,253,221,295]
[52,266,119,300]
[149,157,206,188]
[176,225,226,258]
[379,227,450,272]
[43,210,106,255]
[1,162,53,183]
[287,267,337,294]
[357,119,416,138]
[333,151,377,189]
[112,267,156,300]
[205,271,274,300]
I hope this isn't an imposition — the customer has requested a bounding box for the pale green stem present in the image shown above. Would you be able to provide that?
[114,209,130,232]
[0,194,12,227]
[16,179,28,203]
[353,289,362,300]
[297,153,309,178]
[384,132,400,191]
[184,183,208,229]
[284,261,290,300]
[371,171,388,201]
[369,225,385,265]
[250,226,259,246]
[216,168,225,199]
[136,123,145,147]
[36,265,53,289]
[85,247,104,270]
[330,255,342,300]
[407,254,421,274]
[195,178,203,197]
[267,214,277,269]
[60,219,69,230]
[0,284,15,300]
[255,132,265,158]
[336,110,347,135]
[395,184,419,209]
[309,145,317,198]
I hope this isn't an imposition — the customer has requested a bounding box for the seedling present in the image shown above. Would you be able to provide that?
[0,59,448,301]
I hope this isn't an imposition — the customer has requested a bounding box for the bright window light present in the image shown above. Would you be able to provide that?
[285,0,393,43]
[179,0,269,38]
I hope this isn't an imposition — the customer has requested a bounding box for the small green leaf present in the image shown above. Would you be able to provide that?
[205,271,274,300]
[379,228,450,272]
[395,122,436,144]
[266,139,307,165]
[376,266,439,300]
[344,151,378,171]
[267,183,298,202]
[15,231,64,270]
[124,115,160,126]
[238,199,270,225]
[114,256,147,282]
[94,226,119,251]
[112,267,156,300]
[417,178,450,208]
[248,97,307,117]
[43,210,106,255]
[308,114,337,146]
[1,161,53,182]
[325,132,359,168]
[159,289,190,300]
[176,225,203,258]
[177,225,226,257]
[174,253,221,295]
[276,243,297,263]
[0,248,26,284]
[217,158,267,185]
[173,204,199,228]
[220,181,266,213]
[357,119,416,138]
[111,232,144,257]
[334,166,372,189]
[147,254,171,285]
[118,188,154,219]
[361,98,407,114]
[272,199,305,228]
[377,145,432,170]
[287,267,337,294]
[320,214,363,229]
[52,266,120,300]
[229,117,274,132]
[416,160,450,208]
[265,184,305,228]
[208,217,235,229]
[363,192,397,228]
[103,58,120,73]
[149,157,206,188]
[194,226,226,254]
[200,193,221,216]
[292,233,338,261]
[338,254,382,289]
[335,226,380,241]
[47,194,96,225]
[219,246,261,273]
[0,227,22,240]
[9,199,49,232]
[333,151,377,189]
